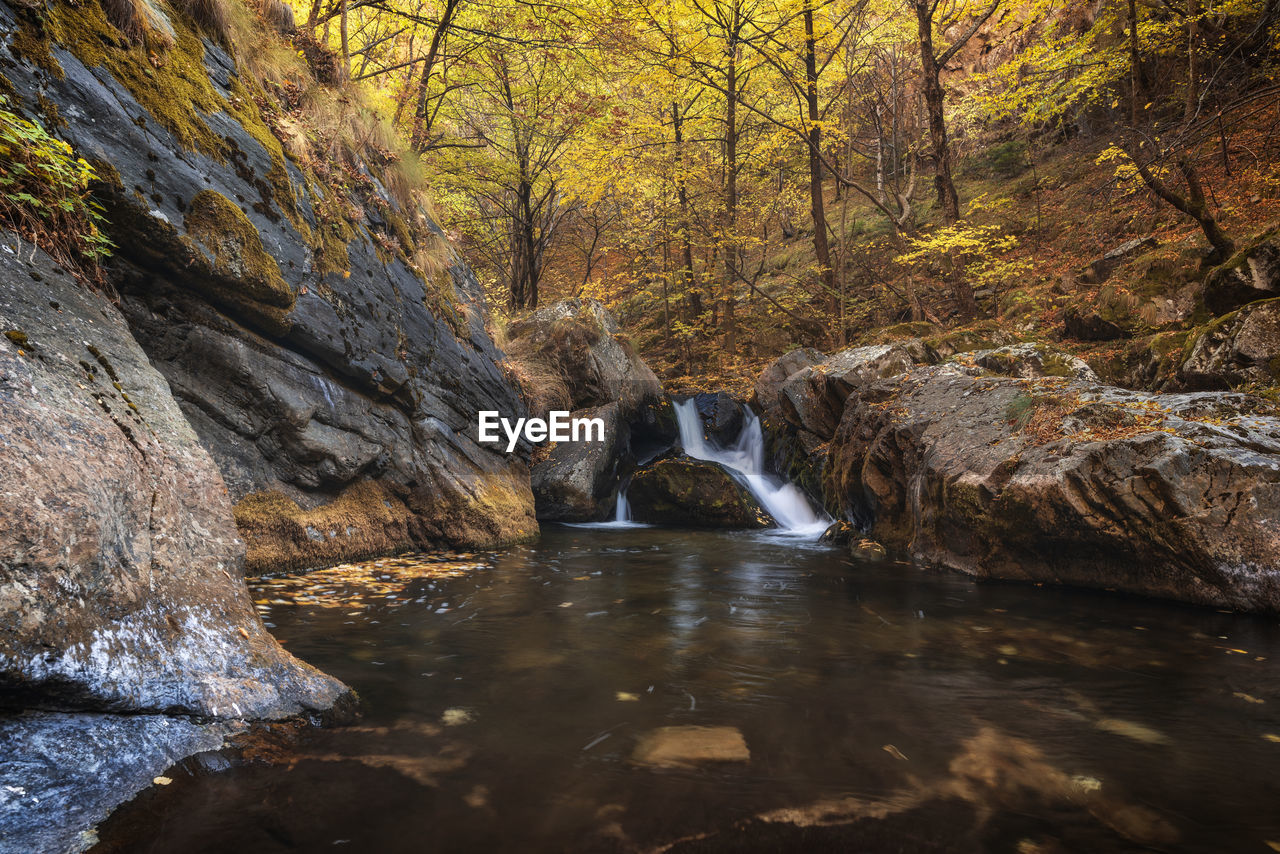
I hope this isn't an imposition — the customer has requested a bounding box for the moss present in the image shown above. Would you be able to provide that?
[10,17,64,77]
[183,189,292,307]
[46,0,227,155]
[235,481,417,573]
[4,329,29,348]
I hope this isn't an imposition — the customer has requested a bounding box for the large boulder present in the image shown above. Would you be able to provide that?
[1,2,536,572]
[825,364,1280,613]
[1063,305,1131,341]
[779,344,914,439]
[690,391,746,446]
[530,403,627,521]
[505,299,664,417]
[1180,298,1280,390]
[628,459,770,528]
[752,347,824,420]
[1203,229,1280,315]
[1080,235,1157,285]
[0,237,348,718]
[510,300,672,521]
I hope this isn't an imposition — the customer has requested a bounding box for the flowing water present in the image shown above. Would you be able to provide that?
[671,399,830,535]
[92,527,1280,853]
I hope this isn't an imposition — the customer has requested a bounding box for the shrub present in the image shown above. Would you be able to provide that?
[0,97,113,280]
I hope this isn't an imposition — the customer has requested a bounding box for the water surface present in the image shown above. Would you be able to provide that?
[94,528,1280,853]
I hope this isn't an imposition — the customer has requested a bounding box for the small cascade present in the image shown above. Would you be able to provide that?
[671,398,830,536]
[614,484,632,522]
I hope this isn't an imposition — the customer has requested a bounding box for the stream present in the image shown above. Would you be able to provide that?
[91,526,1280,853]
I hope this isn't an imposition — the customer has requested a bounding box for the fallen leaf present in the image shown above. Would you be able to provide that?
[152,776,172,786]
[616,692,639,702]
[882,744,908,761]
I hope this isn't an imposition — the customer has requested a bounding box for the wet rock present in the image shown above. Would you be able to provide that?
[506,300,670,520]
[1203,228,1280,314]
[692,391,746,446]
[819,520,854,545]
[631,726,750,768]
[1180,298,1280,390]
[1063,305,1131,341]
[779,344,915,439]
[967,343,1097,382]
[825,364,1280,613]
[628,459,770,529]
[0,711,243,854]
[0,4,536,570]
[752,347,825,420]
[0,237,349,717]
[531,403,627,522]
[1080,236,1158,285]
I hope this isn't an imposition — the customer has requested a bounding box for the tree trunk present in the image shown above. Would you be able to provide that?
[672,103,701,323]
[722,44,738,356]
[339,0,350,79]
[1184,0,1199,121]
[1128,0,1142,124]
[1130,152,1234,261]
[913,0,960,224]
[410,0,459,152]
[804,1,837,312]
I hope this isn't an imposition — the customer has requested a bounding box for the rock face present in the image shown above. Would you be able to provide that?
[690,391,746,446]
[1180,299,1280,390]
[0,712,242,853]
[1063,305,1130,341]
[1203,230,1280,314]
[507,299,672,521]
[529,403,627,522]
[0,238,348,717]
[1,2,536,573]
[779,344,915,438]
[752,346,824,420]
[967,343,1098,382]
[628,458,769,528]
[825,364,1280,613]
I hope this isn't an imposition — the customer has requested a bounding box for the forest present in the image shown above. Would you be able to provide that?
[284,0,1279,385]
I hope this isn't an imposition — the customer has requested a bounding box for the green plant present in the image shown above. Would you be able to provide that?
[0,96,113,278]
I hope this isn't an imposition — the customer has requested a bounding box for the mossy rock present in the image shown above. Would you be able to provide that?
[184,190,292,308]
[628,458,770,529]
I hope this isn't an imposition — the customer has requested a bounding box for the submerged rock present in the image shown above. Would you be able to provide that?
[628,459,770,528]
[0,238,349,717]
[631,726,750,768]
[0,712,243,854]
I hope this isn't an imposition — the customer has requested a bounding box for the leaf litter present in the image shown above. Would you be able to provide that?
[248,552,487,611]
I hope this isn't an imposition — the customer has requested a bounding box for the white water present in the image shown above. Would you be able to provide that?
[614,487,631,522]
[672,397,830,537]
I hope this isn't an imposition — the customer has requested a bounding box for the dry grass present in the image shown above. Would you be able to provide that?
[495,326,572,419]
[172,0,231,39]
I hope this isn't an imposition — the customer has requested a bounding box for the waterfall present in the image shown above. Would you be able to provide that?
[671,398,830,536]
[614,484,631,522]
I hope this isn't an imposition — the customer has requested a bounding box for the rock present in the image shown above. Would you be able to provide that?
[752,347,825,419]
[0,237,348,717]
[1203,229,1280,314]
[1180,299,1280,390]
[628,458,770,528]
[530,403,627,521]
[967,343,1098,382]
[852,539,887,561]
[692,391,745,445]
[505,299,664,417]
[819,520,854,544]
[0,4,536,571]
[779,344,915,439]
[825,364,1280,613]
[1063,305,1131,341]
[632,726,750,768]
[0,712,243,853]
[1080,236,1158,285]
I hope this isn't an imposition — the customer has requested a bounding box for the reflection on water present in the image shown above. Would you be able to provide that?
[94,528,1280,853]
